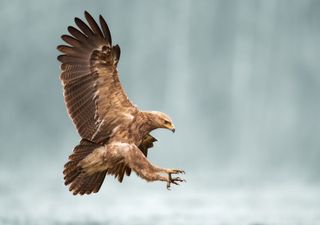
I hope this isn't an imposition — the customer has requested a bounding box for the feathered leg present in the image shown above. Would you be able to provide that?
[110,143,185,189]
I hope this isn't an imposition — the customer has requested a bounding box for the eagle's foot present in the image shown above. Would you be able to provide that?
[166,172,186,190]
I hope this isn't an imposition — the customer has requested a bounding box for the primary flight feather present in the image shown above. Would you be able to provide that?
[57,11,185,195]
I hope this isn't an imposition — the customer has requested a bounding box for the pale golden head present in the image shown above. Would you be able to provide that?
[146,111,175,132]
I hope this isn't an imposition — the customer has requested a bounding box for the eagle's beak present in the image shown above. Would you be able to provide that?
[164,123,175,133]
[170,125,175,133]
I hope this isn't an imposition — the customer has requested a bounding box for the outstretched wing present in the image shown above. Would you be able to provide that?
[57,11,137,143]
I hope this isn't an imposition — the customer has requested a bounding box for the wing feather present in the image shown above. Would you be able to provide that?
[61,35,83,48]
[57,45,88,58]
[67,26,88,42]
[99,15,112,44]
[60,70,91,83]
[85,11,104,38]
[58,55,88,64]
[75,17,94,37]
[58,11,137,143]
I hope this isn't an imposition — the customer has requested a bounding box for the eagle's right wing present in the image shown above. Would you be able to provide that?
[138,134,158,157]
[57,11,137,143]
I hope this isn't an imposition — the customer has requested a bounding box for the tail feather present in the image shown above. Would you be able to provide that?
[86,172,101,194]
[93,171,107,193]
[63,139,107,195]
[64,169,81,186]
[80,174,95,195]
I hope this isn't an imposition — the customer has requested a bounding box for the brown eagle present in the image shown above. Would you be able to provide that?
[57,11,185,195]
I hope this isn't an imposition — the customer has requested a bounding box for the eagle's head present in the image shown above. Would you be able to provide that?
[147,111,175,133]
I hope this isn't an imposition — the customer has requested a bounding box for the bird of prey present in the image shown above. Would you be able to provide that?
[57,11,185,195]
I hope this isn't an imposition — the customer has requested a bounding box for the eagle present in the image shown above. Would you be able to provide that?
[57,11,185,195]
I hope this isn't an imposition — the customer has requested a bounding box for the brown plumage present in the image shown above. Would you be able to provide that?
[58,11,185,195]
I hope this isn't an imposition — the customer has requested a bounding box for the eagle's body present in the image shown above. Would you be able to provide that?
[57,11,185,195]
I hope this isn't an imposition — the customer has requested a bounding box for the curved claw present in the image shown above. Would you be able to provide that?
[176,170,185,174]
[171,180,180,185]
[166,174,186,190]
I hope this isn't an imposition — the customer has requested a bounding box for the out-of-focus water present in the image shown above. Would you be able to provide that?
[0,165,319,225]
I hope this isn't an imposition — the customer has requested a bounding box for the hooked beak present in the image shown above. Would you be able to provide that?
[170,125,176,133]
[164,123,175,133]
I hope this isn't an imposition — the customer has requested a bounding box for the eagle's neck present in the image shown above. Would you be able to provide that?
[138,111,160,136]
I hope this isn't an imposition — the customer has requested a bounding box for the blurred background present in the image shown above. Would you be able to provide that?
[0,0,319,224]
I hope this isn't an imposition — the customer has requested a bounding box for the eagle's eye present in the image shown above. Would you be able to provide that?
[164,120,171,125]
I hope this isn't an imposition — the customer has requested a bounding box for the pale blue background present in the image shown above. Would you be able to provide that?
[0,0,319,224]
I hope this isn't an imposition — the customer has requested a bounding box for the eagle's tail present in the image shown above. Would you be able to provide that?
[63,139,107,195]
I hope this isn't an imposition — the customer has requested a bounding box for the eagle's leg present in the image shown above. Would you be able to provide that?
[137,165,186,189]
[143,167,185,190]
[120,145,185,187]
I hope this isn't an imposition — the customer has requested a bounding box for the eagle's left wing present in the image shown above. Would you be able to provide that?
[57,11,137,143]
